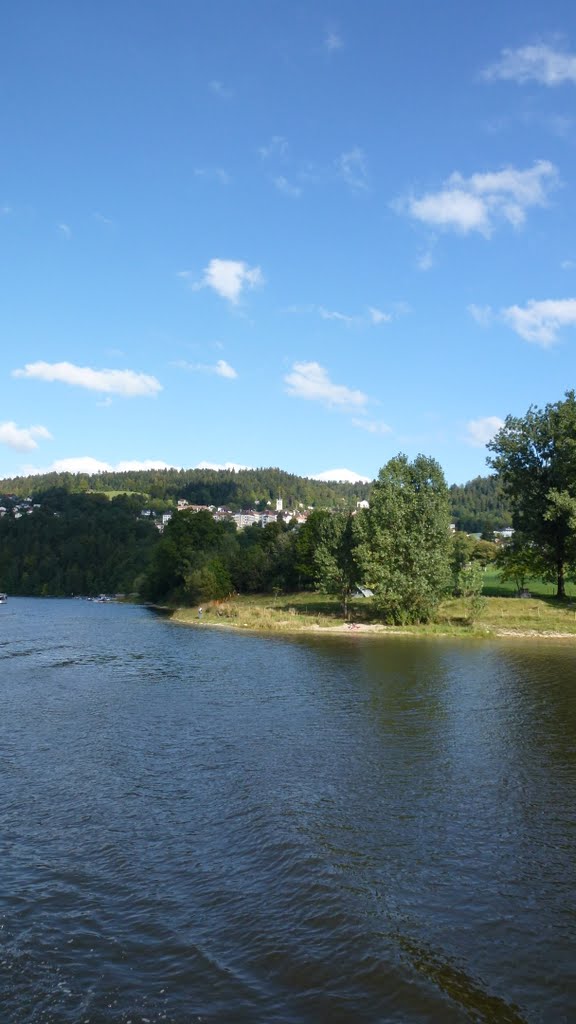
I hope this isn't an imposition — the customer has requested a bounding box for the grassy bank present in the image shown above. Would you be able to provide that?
[170,589,576,639]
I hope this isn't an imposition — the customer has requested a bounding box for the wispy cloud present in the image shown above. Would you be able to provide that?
[284,361,368,410]
[324,31,343,52]
[13,361,162,397]
[273,176,301,198]
[285,303,401,327]
[416,249,434,271]
[368,307,392,325]
[194,167,232,185]
[173,358,238,379]
[318,307,356,325]
[351,418,392,434]
[561,259,576,270]
[0,421,53,452]
[502,298,576,346]
[482,43,576,86]
[337,147,369,191]
[259,135,289,159]
[468,304,495,327]
[465,416,505,447]
[92,211,114,226]
[209,79,232,99]
[181,258,264,305]
[397,160,558,236]
[58,223,72,240]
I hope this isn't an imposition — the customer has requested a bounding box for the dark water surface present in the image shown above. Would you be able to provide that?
[1,599,575,1023]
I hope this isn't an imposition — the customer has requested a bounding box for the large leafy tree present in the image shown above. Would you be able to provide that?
[311,511,362,618]
[487,391,576,598]
[358,454,452,624]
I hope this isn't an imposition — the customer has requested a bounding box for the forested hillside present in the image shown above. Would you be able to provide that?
[449,475,511,532]
[0,490,158,596]
[0,465,511,530]
[0,466,371,509]
[0,468,513,598]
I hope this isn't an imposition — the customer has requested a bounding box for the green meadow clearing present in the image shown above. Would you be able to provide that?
[171,573,576,638]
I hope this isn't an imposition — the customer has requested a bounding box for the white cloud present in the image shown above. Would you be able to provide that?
[214,359,237,379]
[468,304,494,327]
[352,418,392,434]
[13,361,162,397]
[483,44,576,86]
[185,258,264,304]
[259,135,288,159]
[194,461,252,472]
[465,417,505,447]
[173,358,237,379]
[22,457,176,476]
[337,147,368,191]
[58,223,72,240]
[194,167,231,185]
[273,176,301,198]
[368,307,392,325]
[399,160,558,236]
[502,298,576,346]
[284,361,368,410]
[0,422,52,452]
[312,468,371,483]
[324,31,343,52]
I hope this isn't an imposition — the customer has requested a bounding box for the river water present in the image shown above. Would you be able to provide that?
[1,598,575,1023]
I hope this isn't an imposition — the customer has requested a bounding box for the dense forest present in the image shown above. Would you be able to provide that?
[0,466,371,510]
[0,466,511,599]
[0,490,158,596]
[448,475,511,532]
[0,465,511,529]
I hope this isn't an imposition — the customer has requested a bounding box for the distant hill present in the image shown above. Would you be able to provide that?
[0,466,371,511]
[449,475,511,533]
[0,465,511,531]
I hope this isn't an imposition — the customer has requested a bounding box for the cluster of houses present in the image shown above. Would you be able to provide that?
[152,497,374,533]
[0,497,38,519]
[168,497,312,533]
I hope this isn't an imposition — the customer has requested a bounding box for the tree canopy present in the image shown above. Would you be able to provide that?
[487,390,576,598]
[357,454,452,624]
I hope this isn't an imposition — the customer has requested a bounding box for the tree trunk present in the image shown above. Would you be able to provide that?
[557,559,566,599]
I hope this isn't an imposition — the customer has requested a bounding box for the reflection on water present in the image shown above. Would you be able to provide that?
[1,599,575,1023]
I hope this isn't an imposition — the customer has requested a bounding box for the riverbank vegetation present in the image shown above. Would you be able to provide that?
[170,591,576,638]
[2,391,576,637]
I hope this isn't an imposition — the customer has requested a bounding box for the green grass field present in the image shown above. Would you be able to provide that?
[482,568,576,598]
[171,581,576,638]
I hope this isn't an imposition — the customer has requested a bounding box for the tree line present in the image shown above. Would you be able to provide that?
[0,463,512,534]
[2,391,574,612]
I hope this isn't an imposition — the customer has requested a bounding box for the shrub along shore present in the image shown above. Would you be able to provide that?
[168,591,576,640]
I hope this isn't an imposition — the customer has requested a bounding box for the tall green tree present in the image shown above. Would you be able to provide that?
[312,511,362,618]
[358,454,451,624]
[487,391,576,598]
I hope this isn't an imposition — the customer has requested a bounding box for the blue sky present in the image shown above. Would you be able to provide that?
[1,0,576,486]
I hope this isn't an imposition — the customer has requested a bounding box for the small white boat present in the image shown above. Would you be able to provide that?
[0,593,7,604]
